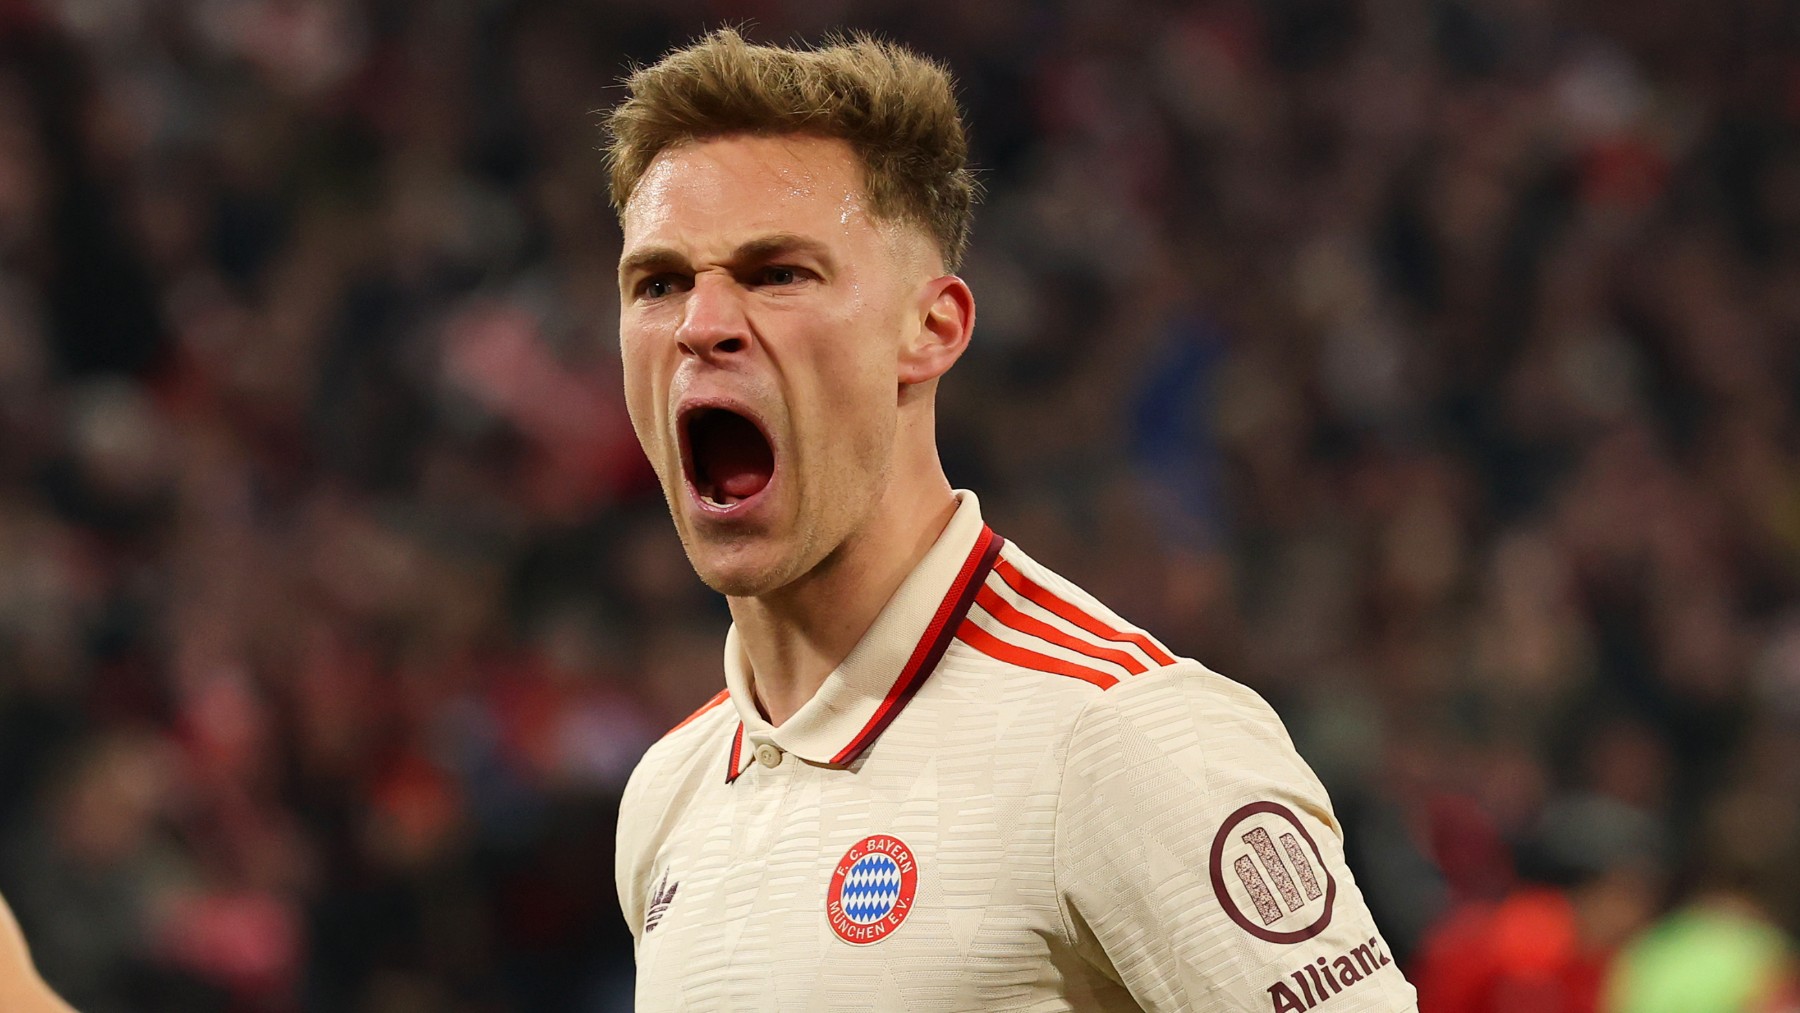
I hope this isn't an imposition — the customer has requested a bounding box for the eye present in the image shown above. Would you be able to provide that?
[758,265,803,286]
[638,274,689,300]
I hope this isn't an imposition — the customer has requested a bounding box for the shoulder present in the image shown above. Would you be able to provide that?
[1076,659,1294,747]
[1065,659,1316,800]
[951,540,1294,752]
[628,688,735,781]
[1052,659,1345,887]
[960,540,1300,768]
[621,689,736,823]
[986,544,1179,668]
[658,687,734,755]
[966,540,1283,722]
[616,687,737,931]
[949,541,1181,697]
[952,541,1304,775]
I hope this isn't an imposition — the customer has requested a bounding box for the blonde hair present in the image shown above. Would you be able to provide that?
[604,29,979,270]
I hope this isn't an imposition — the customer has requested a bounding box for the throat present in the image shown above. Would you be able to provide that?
[729,580,872,728]
[726,492,962,728]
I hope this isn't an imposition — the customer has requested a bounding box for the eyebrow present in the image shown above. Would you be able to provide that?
[618,233,836,282]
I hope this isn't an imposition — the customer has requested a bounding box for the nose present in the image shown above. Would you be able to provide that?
[676,273,751,362]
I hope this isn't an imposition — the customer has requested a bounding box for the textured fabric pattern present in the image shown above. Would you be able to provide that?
[617,493,1419,1011]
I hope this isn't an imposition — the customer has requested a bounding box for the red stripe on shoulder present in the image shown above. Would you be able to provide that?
[991,557,1176,666]
[974,584,1147,674]
[664,688,730,739]
[954,619,1119,690]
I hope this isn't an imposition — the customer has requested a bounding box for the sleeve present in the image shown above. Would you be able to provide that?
[1053,664,1419,1012]
[615,758,654,951]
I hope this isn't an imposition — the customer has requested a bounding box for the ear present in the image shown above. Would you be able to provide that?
[898,275,975,386]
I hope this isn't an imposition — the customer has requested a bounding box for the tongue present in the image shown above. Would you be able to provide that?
[717,465,768,500]
[699,413,773,501]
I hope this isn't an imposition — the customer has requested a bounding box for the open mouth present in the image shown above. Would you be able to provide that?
[682,407,775,510]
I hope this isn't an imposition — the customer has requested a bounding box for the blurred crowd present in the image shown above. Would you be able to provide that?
[0,0,1797,1010]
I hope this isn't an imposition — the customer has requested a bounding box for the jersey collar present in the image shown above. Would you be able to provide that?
[722,490,1003,772]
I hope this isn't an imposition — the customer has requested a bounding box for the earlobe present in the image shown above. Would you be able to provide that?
[898,276,975,386]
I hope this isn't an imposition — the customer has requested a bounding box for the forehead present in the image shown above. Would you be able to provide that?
[620,134,878,252]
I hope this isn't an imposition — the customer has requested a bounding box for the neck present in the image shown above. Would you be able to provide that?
[727,467,957,727]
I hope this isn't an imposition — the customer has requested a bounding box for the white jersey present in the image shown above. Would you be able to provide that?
[617,491,1418,1012]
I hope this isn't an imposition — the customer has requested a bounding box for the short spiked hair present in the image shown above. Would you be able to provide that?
[603,29,978,271]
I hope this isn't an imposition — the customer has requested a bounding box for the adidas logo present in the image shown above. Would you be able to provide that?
[645,870,678,934]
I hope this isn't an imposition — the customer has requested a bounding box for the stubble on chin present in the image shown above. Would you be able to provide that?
[687,541,765,598]
[679,524,811,600]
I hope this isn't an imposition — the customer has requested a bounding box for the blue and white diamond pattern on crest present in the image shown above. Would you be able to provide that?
[840,853,902,924]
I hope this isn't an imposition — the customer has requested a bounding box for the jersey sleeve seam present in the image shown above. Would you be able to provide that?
[1049,693,1088,952]
[1054,673,1212,1011]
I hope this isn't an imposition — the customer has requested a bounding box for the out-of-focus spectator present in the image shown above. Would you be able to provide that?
[1606,901,1799,1013]
[1603,792,1800,1013]
[1412,791,1665,1012]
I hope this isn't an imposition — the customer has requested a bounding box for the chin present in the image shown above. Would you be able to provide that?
[685,542,796,598]
[695,570,773,598]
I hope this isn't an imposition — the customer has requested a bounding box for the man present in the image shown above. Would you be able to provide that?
[0,894,76,1013]
[608,29,1419,1011]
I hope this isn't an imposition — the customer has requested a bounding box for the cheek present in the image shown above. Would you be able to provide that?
[823,301,900,394]
[809,332,896,461]
[805,335,885,428]
[618,333,665,451]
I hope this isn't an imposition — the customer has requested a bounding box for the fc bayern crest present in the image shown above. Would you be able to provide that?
[826,834,919,945]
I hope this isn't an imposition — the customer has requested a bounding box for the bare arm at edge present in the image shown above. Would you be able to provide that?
[0,893,77,1013]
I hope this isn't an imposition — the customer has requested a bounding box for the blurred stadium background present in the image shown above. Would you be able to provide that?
[1,0,1799,1010]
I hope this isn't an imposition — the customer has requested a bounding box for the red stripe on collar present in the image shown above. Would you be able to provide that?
[828,526,1005,765]
[724,722,746,783]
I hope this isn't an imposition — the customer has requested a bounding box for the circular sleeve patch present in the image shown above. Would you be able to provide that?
[826,834,919,945]
[1208,801,1337,943]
